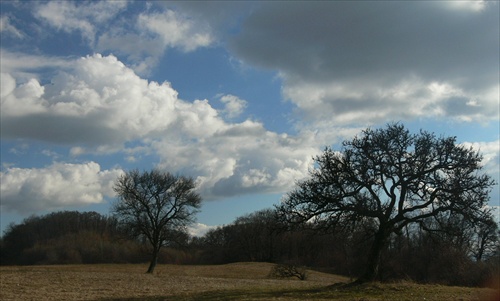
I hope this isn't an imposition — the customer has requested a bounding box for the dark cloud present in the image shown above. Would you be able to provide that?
[0,113,123,146]
[226,1,498,126]
[231,2,498,86]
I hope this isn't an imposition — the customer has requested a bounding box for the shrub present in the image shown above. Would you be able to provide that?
[269,263,308,280]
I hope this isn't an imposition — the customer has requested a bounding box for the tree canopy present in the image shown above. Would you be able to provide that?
[112,169,201,273]
[277,123,496,282]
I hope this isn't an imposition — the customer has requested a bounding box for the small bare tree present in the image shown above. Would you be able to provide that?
[472,216,499,262]
[112,169,201,273]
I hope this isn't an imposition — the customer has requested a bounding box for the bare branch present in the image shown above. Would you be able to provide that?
[112,169,201,273]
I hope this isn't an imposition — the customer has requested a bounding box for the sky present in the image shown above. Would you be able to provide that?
[1,1,499,237]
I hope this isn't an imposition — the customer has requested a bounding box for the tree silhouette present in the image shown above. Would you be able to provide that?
[112,169,201,273]
[277,123,495,283]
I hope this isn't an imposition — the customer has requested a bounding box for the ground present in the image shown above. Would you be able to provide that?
[0,262,497,300]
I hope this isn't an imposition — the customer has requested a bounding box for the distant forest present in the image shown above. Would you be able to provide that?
[1,209,498,287]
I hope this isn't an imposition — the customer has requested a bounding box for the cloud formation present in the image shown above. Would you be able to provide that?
[188,222,217,237]
[0,162,123,213]
[1,53,318,209]
[462,140,500,177]
[230,1,499,126]
[1,54,178,145]
[0,1,497,217]
[218,94,248,119]
[12,2,216,75]
[137,10,213,52]
[96,6,214,74]
[0,15,24,39]
[153,120,316,198]
[35,1,127,44]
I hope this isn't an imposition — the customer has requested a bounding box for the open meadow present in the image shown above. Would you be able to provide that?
[1,262,498,301]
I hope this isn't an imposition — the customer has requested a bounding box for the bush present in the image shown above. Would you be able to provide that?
[269,263,308,280]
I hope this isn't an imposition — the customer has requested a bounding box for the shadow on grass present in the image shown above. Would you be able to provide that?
[96,285,344,301]
[95,281,499,301]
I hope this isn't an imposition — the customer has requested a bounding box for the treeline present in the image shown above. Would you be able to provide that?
[0,211,195,266]
[1,209,499,287]
[0,211,146,265]
[191,209,500,287]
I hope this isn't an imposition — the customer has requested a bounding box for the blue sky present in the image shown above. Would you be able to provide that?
[1,1,499,236]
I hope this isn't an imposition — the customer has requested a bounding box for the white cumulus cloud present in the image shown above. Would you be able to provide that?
[1,53,320,203]
[282,77,499,127]
[188,223,217,237]
[0,162,123,214]
[1,54,180,145]
[462,140,500,176]
[154,120,317,198]
[97,7,214,74]
[137,10,213,52]
[219,94,248,119]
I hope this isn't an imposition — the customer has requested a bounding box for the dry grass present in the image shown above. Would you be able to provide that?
[0,263,345,301]
[0,263,497,301]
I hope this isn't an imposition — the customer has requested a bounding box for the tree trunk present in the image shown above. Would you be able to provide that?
[146,246,160,274]
[475,237,486,262]
[357,226,389,283]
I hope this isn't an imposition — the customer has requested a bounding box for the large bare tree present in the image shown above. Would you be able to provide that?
[112,169,201,273]
[277,123,495,283]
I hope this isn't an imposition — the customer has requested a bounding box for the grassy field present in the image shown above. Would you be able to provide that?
[1,262,498,300]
